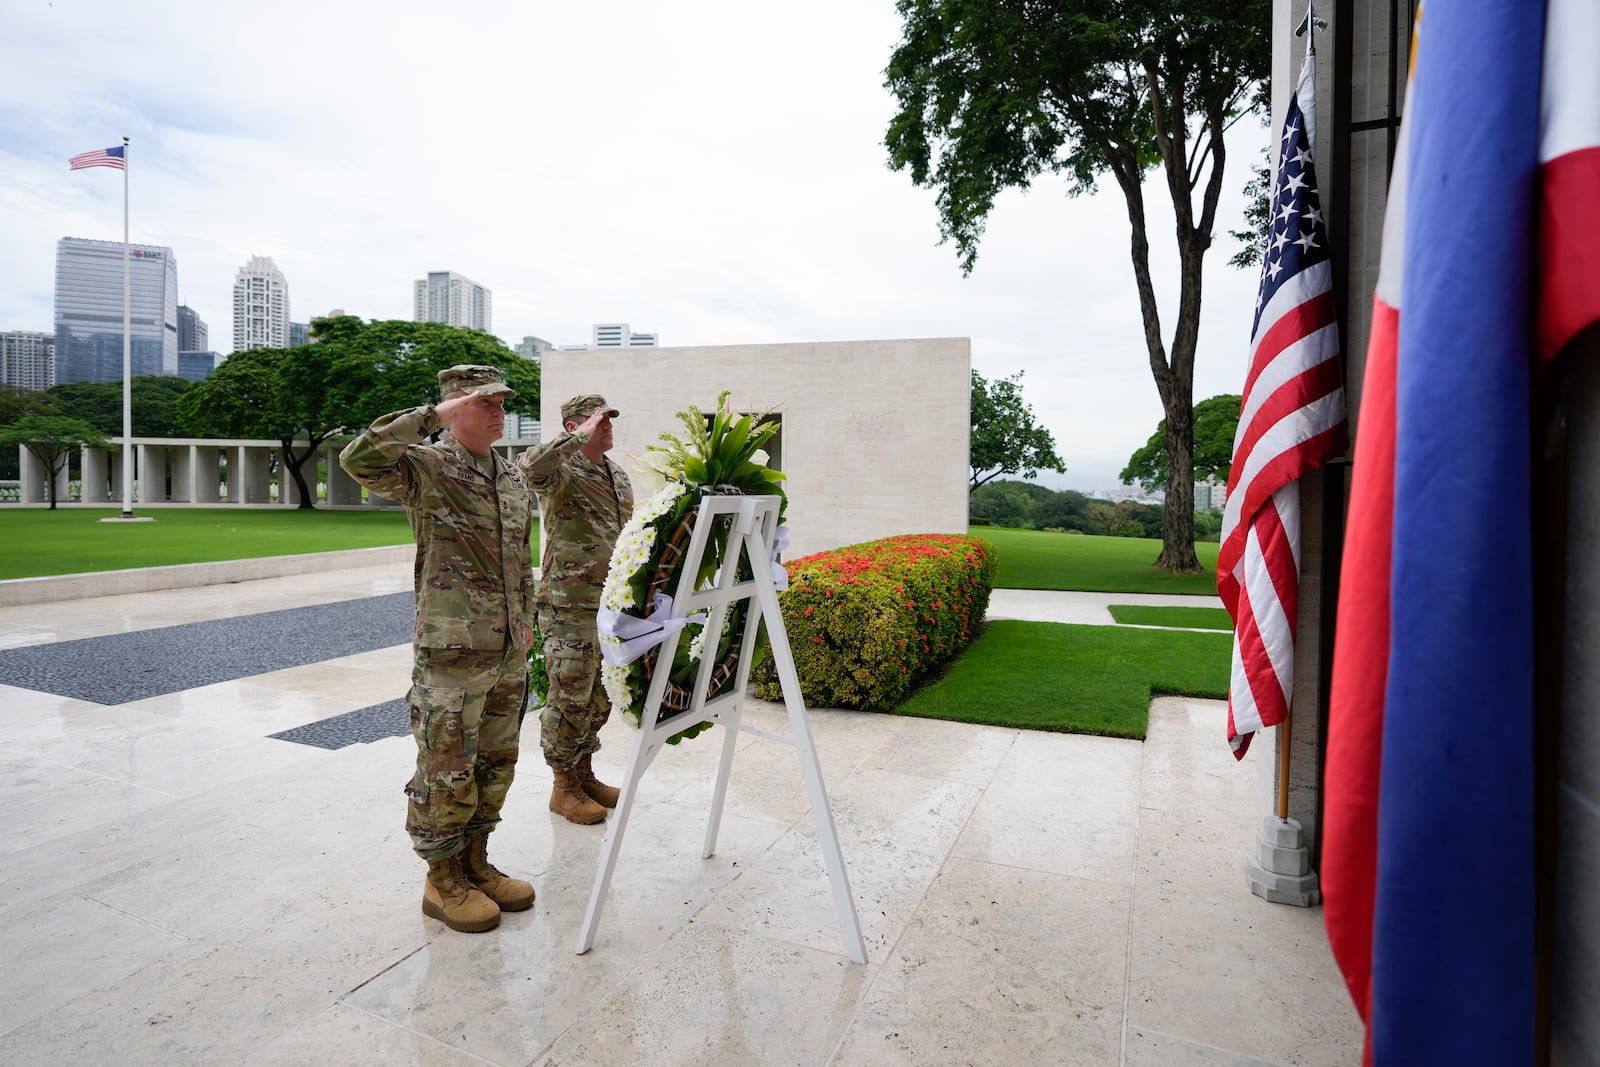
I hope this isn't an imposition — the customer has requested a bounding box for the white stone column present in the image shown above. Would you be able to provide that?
[325,443,362,505]
[81,447,110,503]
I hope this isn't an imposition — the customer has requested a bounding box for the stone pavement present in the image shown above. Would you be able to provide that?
[0,561,1362,1065]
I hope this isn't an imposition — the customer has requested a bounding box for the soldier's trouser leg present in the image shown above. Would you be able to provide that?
[540,643,613,773]
[405,645,529,862]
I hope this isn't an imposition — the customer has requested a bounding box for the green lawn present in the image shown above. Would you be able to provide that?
[0,508,430,579]
[893,619,1231,739]
[972,526,1220,594]
[1108,604,1233,630]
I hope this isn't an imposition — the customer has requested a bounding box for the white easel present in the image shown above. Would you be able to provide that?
[576,494,867,965]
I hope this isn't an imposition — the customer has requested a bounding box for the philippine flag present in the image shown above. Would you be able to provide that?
[1322,0,1600,1063]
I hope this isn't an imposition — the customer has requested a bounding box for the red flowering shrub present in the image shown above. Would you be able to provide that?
[752,533,998,710]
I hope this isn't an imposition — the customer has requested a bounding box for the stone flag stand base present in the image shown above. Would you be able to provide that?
[576,494,867,964]
[1248,816,1321,907]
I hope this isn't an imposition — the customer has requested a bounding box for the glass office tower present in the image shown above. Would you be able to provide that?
[54,237,179,384]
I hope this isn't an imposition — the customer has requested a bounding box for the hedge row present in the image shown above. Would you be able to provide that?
[752,533,998,710]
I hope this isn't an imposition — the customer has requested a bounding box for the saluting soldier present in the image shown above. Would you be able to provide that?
[339,364,537,934]
[519,394,634,824]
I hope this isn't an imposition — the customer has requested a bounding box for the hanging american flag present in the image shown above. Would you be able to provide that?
[1216,44,1348,758]
[69,146,125,171]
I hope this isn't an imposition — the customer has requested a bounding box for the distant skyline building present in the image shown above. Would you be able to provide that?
[178,350,221,382]
[290,321,309,347]
[233,255,291,352]
[513,335,553,364]
[413,271,491,332]
[176,304,208,353]
[54,237,179,384]
[1,331,55,391]
[591,323,657,348]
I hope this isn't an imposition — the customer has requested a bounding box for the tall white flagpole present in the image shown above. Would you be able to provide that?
[120,135,133,518]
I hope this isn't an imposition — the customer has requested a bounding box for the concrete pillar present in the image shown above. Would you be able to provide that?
[19,446,46,503]
[193,447,222,503]
[81,447,111,503]
[136,444,162,503]
[170,446,193,503]
[325,443,362,505]
[237,445,272,504]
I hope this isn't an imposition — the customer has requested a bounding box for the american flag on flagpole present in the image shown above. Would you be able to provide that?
[1217,43,1348,759]
[69,146,125,171]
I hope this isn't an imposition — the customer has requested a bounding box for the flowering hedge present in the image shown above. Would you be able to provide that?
[751,533,998,711]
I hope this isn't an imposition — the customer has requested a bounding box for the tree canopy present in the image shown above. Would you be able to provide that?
[970,369,1066,488]
[175,319,536,508]
[0,414,110,509]
[1121,393,1242,491]
[46,376,194,438]
[885,0,1269,571]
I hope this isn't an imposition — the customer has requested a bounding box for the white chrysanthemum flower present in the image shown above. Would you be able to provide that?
[687,630,706,662]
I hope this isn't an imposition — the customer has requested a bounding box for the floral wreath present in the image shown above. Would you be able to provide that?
[597,393,786,744]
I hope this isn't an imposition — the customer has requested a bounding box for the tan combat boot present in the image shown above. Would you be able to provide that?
[462,833,535,911]
[575,753,621,808]
[422,853,500,932]
[550,768,607,824]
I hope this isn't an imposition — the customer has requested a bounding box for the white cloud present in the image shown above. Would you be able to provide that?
[0,0,1270,494]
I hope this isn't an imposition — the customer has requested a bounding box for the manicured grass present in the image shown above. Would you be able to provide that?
[1108,604,1233,631]
[0,508,440,579]
[893,619,1231,739]
[972,526,1219,594]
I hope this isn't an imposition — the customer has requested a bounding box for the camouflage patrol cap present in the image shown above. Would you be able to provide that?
[438,364,516,399]
[561,394,620,421]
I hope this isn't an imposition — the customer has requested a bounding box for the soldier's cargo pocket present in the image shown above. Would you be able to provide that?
[404,683,468,803]
[546,649,594,708]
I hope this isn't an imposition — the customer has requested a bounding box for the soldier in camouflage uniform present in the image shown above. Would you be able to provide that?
[518,394,634,824]
[339,364,537,933]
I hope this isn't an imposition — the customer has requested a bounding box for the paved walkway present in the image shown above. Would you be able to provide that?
[0,562,1361,1065]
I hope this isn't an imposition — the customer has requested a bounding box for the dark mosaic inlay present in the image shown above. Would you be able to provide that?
[0,592,413,705]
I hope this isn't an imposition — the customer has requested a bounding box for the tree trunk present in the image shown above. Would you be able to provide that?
[282,440,318,510]
[1156,403,1201,571]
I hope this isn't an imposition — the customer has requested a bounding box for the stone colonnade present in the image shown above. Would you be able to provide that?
[15,436,538,507]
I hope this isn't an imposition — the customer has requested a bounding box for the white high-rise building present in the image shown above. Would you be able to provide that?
[232,255,291,352]
[591,323,658,348]
[0,331,55,390]
[414,271,492,332]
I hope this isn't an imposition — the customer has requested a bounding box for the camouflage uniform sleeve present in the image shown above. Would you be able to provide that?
[516,430,589,493]
[338,406,442,506]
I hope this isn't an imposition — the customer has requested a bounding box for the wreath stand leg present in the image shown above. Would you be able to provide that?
[575,495,867,965]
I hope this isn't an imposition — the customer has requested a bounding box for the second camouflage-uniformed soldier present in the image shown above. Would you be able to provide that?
[339,364,537,933]
[519,394,634,824]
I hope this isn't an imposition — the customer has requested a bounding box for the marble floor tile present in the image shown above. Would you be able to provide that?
[535,923,876,1067]
[1123,1026,1285,1066]
[1136,804,1258,907]
[0,686,169,741]
[1124,889,1362,1066]
[1141,697,1249,813]
[240,1003,493,1067]
[345,800,790,1066]
[246,659,410,705]
[831,857,1131,1067]
[27,716,331,800]
[952,730,1143,885]
[0,858,428,1064]
[122,679,371,736]
[1,770,177,858]
[0,895,189,1035]
[859,716,1017,786]
[691,765,983,961]
[0,752,107,808]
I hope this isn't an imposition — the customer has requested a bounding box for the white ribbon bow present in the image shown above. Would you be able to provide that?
[770,524,791,591]
[597,592,708,666]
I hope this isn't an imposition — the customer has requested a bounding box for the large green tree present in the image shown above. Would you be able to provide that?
[46,376,194,438]
[886,0,1269,571]
[0,385,60,480]
[0,415,110,509]
[970,369,1066,488]
[176,319,537,508]
[1121,392,1242,490]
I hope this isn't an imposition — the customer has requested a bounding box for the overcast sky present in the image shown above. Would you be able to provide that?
[0,0,1270,492]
